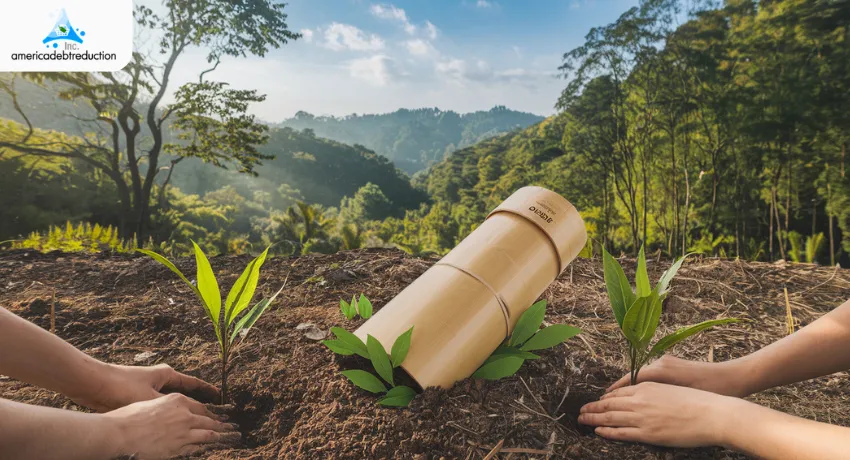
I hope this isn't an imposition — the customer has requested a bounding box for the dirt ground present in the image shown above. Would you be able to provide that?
[1,248,849,459]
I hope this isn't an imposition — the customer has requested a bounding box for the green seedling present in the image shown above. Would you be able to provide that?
[603,246,740,385]
[339,293,373,320]
[323,326,416,407]
[138,243,285,404]
[473,300,581,380]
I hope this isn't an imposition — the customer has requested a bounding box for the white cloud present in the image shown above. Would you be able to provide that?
[348,55,399,86]
[370,4,417,35]
[436,58,493,83]
[424,21,439,40]
[300,28,314,43]
[476,0,494,8]
[405,39,439,58]
[322,23,385,51]
[435,57,555,89]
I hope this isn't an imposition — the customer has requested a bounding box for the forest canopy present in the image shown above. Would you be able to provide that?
[1,0,848,267]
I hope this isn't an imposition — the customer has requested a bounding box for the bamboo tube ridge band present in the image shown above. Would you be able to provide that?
[434,261,512,333]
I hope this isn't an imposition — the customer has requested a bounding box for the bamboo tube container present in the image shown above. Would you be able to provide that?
[354,186,587,389]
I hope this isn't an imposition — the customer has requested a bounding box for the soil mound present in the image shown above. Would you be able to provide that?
[1,248,849,459]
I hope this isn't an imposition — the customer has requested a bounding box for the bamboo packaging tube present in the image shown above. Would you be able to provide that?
[354,186,587,389]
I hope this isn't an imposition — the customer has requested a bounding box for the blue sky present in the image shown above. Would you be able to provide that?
[167,0,641,121]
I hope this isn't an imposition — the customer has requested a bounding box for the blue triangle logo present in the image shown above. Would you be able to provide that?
[43,9,85,46]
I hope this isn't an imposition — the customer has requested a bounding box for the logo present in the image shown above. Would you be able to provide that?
[43,8,85,50]
[528,206,554,224]
[0,0,132,72]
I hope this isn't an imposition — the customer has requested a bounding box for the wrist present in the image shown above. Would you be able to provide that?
[86,412,130,459]
[712,396,754,450]
[722,355,765,397]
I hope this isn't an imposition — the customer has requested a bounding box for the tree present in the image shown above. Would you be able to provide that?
[340,182,394,223]
[0,0,299,242]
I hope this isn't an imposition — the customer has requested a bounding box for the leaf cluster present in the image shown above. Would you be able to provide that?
[339,293,373,320]
[473,300,581,380]
[602,246,739,384]
[324,326,416,407]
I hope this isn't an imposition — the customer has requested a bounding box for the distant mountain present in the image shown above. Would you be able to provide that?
[274,106,545,174]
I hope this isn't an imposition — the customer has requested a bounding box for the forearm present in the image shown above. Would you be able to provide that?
[723,399,850,460]
[730,298,850,396]
[0,307,108,401]
[0,398,121,460]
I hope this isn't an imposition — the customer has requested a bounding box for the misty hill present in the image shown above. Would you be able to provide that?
[275,106,545,174]
[173,126,428,214]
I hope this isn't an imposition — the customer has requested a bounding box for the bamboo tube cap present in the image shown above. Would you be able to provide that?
[487,186,587,273]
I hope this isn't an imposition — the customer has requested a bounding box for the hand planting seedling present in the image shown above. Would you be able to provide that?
[473,300,581,380]
[323,326,416,407]
[339,293,373,320]
[138,243,285,404]
[602,246,739,385]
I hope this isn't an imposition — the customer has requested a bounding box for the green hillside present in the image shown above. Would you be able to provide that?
[276,106,544,174]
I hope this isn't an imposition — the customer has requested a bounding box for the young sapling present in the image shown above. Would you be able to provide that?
[324,325,416,407]
[339,293,372,320]
[602,246,740,385]
[138,242,285,404]
[473,300,581,380]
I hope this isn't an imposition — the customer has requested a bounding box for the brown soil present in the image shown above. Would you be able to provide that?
[1,248,849,459]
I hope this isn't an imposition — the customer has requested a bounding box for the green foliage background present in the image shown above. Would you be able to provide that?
[1,0,849,266]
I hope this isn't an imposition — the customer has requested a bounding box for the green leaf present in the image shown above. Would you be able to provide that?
[357,294,373,319]
[489,345,540,360]
[340,299,355,320]
[602,247,635,327]
[192,241,221,327]
[635,245,651,298]
[657,254,692,296]
[649,318,740,358]
[323,339,356,355]
[341,370,387,394]
[224,246,270,326]
[509,300,546,347]
[390,326,413,368]
[472,355,525,380]
[229,284,284,344]
[377,385,417,407]
[330,327,369,359]
[520,324,582,351]
[622,294,653,346]
[367,335,394,386]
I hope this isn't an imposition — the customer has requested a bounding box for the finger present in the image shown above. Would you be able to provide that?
[185,429,241,446]
[595,426,643,442]
[601,385,640,400]
[580,397,635,414]
[606,374,631,393]
[181,396,222,421]
[578,411,640,428]
[205,404,235,420]
[190,415,239,432]
[161,368,220,402]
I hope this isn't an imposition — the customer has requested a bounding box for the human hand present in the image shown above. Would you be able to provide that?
[71,362,219,412]
[606,355,750,397]
[579,382,746,448]
[104,393,240,459]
